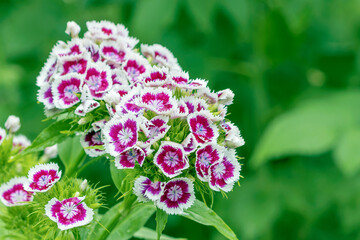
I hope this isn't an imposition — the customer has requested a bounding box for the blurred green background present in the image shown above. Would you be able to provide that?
[1,0,360,239]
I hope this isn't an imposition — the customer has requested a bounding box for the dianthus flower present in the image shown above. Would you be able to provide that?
[36,20,245,215]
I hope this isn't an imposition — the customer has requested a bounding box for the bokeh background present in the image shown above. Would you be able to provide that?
[1,0,360,239]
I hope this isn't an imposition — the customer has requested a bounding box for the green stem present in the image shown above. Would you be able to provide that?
[65,150,86,178]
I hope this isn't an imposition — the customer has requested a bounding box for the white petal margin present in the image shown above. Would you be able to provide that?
[24,163,62,192]
[45,196,94,231]
[156,178,195,215]
[133,176,150,203]
[0,177,33,207]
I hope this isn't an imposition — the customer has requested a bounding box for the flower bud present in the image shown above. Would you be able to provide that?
[80,179,88,191]
[5,115,20,133]
[217,89,234,105]
[225,132,245,148]
[44,145,58,159]
[65,21,81,38]
[74,192,80,197]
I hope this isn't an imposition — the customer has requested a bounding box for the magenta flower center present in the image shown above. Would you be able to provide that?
[199,152,211,166]
[167,185,183,201]
[195,123,207,136]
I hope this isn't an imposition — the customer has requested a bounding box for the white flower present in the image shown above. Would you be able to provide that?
[65,21,81,38]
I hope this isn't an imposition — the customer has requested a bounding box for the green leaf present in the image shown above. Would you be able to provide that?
[87,201,125,240]
[58,135,85,176]
[12,120,71,160]
[110,162,133,194]
[134,227,186,240]
[334,127,360,176]
[156,208,168,240]
[251,91,360,168]
[183,200,238,240]
[185,0,217,32]
[106,202,156,240]
[131,0,178,42]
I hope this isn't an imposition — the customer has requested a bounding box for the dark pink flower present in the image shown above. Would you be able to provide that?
[169,70,189,88]
[143,67,168,87]
[83,62,112,98]
[181,133,198,154]
[140,116,170,145]
[85,20,129,41]
[187,112,219,144]
[24,163,62,192]
[209,149,241,192]
[0,177,33,207]
[157,178,195,215]
[100,41,127,64]
[133,176,164,202]
[123,53,149,83]
[52,74,82,108]
[195,145,224,182]
[138,88,175,115]
[186,79,208,90]
[80,128,105,157]
[114,146,145,169]
[45,196,94,230]
[103,116,138,156]
[141,44,180,70]
[38,83,55,109]
[60,58,87,75]
[154,142,189,178]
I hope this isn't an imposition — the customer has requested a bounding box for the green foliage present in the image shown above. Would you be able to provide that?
[58,136,86,177]
[2,0,360,239]
[184,200,238,240]
[156,208,168,240]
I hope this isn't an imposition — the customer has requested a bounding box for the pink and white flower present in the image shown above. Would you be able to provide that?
[123,53,149,83]
[182,97,208,114]
[83,62,112,99]
[24,163,62,192]
[75,85,100,116]
[103,115,138,156]
[111,69,129,86]
[55,39,86,58]
[171,100,188,119]
[195,145,224,181]
[0,177,33,207]
[186,79,208,90]
[187,112,219,144]
[45,196,94,230]
[209,149,241,192]
[114,146,145,169]
[138,88,175,115]
[154,141,189,178]
[36,54,58,87]
[5,115,20,133]
[133,176,164,202]
[100,41,128,64]
[80,129,105,157]
[157,178,195,215]
[143,67,169,87]
[181,133,198,154]
[85,20,129,41]
[169,70,189,88]
[38,83,55,109]
[59,58,88,75]
[141,44,179,69]
[52,73,82,109]
[0,127,6,145]
[141,116,170,145]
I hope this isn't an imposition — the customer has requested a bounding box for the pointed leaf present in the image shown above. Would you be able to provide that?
[58,135,85,176]
[134,227,187,240]
[106,202,156,240]
[334,127,360,176]
[156,208,168,240]
[183,200,238,240]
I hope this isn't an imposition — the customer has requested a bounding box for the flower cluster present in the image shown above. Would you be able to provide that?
[36,21,245,215]
[0,116,95,231]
